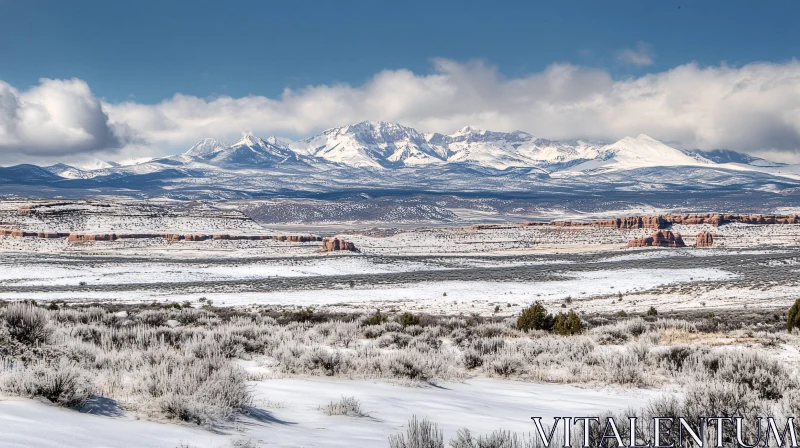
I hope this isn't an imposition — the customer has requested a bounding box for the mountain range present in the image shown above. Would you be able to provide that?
[0,121,798,215]
[39,120,791,176]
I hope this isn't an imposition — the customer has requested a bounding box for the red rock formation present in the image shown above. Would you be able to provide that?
[696,231,714,247]
[68,233,118,242]
[116,233,163,239]
[321,237,358,252]
[183,234,210,241]
[627,230,686,248]
[37,232,65,238]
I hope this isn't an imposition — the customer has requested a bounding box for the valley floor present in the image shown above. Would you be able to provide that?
[1,202,799,447]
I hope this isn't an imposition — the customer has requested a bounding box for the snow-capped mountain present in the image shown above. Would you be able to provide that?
[291,121,448,168]
[197,134,305,167]
[184,138,227,157]
[14,121,800,207]
[42,163,90,179]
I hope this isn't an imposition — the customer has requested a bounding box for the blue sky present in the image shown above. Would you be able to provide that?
[1,1,797,103]
[1,0,800,164]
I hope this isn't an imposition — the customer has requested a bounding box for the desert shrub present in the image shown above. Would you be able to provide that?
[388,415,444,448]
[602,352,645,386]
[377,332,413,348]
[646,306,658,316]
[591,326,630,345]
[362,325,385,339]
[136,310,169,327]
[404,325,425,336]
[474,323,512,339]
[468,337,505,355]
[365,309,388,326]
[617,317,647,336]
[0,358,94,407]
[626,340,651,362]
[320,395,366,417]
[692,350,792,400]
[553,310,583,336]
[2,302,52,345]
[133,352,251,425]
[383,352,430,382]
[462,349,484,369]
[651,344,697,371]
[301,347,344,376]
[516,302,553,332]
[398,312,421,328]
[489,351,524,377]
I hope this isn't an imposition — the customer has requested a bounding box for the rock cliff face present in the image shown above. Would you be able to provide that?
[663,213,800,226]
[479,213,800,231]
[321,237,359,252]
[696,231,714,247]
[627,230,686,248]
[68,233,118,242]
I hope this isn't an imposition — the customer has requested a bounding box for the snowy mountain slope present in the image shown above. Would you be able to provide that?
[680,148,785,167]
[184,138,226,157]
[291,121,449,168]
[42,163,90,179]
[80,159,121,171]
[198,134,306,167]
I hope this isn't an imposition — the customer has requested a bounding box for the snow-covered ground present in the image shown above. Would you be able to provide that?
[0,378,658,448]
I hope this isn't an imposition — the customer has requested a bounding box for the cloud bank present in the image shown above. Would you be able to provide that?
[4,59,800,163]
[0,78,134,160]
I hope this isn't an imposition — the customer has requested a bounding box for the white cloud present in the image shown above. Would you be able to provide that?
[6,58,800,163]
[616,42,655,66]
[0,78,133,162]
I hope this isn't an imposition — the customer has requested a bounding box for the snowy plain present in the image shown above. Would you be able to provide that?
[0,378,657,448]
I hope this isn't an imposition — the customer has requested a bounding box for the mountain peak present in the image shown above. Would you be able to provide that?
[635,134,659,142]
[185,138,226,157]
[235,133,264,147]
[80,159,119,171]
[456,126,483,134]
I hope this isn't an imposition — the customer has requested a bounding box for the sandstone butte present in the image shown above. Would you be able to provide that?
[320,237,359,252]
[696,231,714,248]
[626,230,686,248]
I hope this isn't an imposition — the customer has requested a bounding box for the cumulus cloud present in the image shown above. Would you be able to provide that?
[6,58,800,163]
[616,42,655,66]
[0,78,134,160]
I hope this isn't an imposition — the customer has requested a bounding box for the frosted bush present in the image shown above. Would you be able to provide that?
[132,352,251,424]
[320,396,366,417]
[2,302,52,345]
[388,415,444,448]
[0,358,94,407]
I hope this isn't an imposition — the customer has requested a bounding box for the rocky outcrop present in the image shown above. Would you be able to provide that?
[696,231,714,247]
[116,233,163,239]
[1,228,322,242]
[627,230,686,248]
[482,213,800,231]
[521,215,670,230]
[663,213,800,226]
[183,234,210,241]
[68,233,118,242]
[37,232,69,238]
[321,237,359,252]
